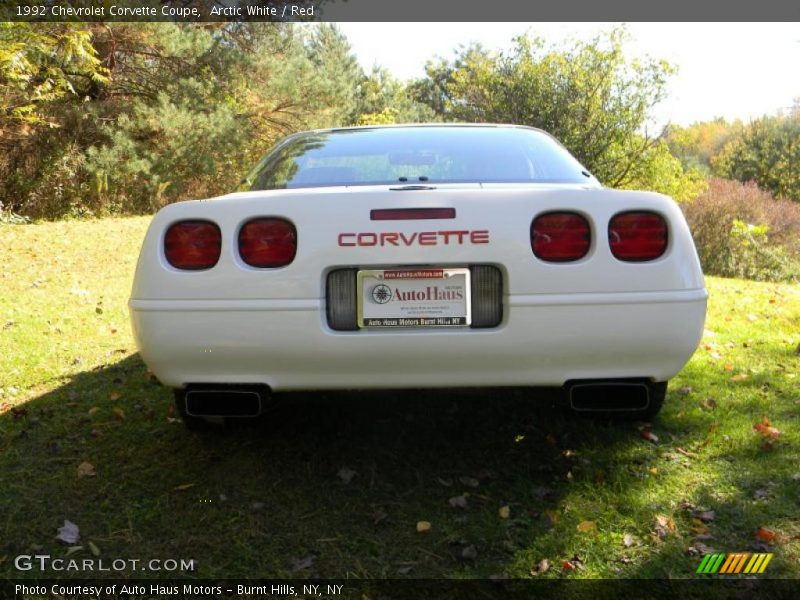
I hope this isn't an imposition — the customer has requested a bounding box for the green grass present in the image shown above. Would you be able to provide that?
[1,216,799,580]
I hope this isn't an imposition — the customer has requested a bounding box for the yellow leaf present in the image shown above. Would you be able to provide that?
[577,520,596,533]
[416,521,432,533]
[113,408,125,420]
[498,506,510,519]
[731,373,749,382]
[88,407,99,416]
[649,467,658,475]
[173,483,195,491]
[110,392,121,401]
[691,518,709,535]
[77,462,96,477]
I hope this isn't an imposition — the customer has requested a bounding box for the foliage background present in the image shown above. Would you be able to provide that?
[1,23,799,280]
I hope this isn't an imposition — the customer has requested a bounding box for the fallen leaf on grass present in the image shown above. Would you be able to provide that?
[688,542,716,556]
[731,373,749,382]
[461,545,478,560]
[622,534,634,548]
[337,466,357,484]
[458,476,479,488]
[543,510,559,528]
[641,430,659,444]
[290,555,315,572]
[436,477,453,487]
[562,555,585,571]
[753,417,781,439]
[755,527,776,543]
[397,566,413,575]
[109,392,121,401]
[113,408,125,420]
[702,398,717,411]
[724,363,735,372]
[654,515,676,539]
[497,505,511,520]
[692,510,716,523]
[416,521,432,533]
[88,541,100,557]
[77,462,96,478]
[530,558,550,576]
[678,386,693,395]
[576,520,596,533]
[754,488,770,501]
[172,483,195,492]
[56,520,80,544]
[691,519,710,535]
[448,495,468,509]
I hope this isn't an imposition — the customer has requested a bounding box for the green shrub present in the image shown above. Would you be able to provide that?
[682,178,800,282]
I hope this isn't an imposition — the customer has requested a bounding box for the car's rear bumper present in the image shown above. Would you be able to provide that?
[129,288,707,390]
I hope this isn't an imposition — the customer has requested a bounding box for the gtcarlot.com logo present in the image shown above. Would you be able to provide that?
[14,554,196,572]
[696,552,773,574]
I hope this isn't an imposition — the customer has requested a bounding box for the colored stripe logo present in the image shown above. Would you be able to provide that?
[696,552,773,574]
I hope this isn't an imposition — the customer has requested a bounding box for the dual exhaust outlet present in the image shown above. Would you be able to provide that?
[184,386,268,418]
[180,380,654,418]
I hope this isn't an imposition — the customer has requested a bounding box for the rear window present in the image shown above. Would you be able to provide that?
[244,126,591,190]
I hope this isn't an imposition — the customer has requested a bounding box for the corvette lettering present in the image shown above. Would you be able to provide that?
[338,230,490,247]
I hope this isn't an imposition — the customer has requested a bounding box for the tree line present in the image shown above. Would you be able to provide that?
[1,23,797,221]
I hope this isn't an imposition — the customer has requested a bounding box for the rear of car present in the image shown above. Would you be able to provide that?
[129,125,707,424]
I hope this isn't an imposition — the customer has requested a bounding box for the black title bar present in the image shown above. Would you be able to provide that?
[2,0,800,22]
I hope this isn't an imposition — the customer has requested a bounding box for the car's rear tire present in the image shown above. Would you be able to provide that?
[639,381,667,420]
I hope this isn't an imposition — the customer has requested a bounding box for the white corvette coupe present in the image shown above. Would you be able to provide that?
[129,124,707,427]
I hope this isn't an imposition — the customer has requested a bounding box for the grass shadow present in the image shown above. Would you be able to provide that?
[1,352,658,580]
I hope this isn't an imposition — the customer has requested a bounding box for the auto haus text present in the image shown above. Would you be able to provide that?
[17,584,345,597]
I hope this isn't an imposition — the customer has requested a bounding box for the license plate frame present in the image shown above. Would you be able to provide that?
[357,268,471,329]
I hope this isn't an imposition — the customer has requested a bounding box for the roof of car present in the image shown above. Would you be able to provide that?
[303,123,549,135]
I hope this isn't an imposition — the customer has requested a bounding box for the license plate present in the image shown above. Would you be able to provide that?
[357,268,471,328]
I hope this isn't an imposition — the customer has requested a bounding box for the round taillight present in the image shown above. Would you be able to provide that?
[164,220,221,270]
[609,211,668,262]
[238,218,297,268]
[531,212,591,262]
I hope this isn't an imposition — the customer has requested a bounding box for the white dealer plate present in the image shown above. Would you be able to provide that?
[357,268,471,328]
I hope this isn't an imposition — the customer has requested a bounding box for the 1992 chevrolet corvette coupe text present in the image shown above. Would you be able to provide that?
[129,124,707,427]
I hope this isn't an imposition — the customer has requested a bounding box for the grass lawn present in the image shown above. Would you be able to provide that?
[1,216,799,581]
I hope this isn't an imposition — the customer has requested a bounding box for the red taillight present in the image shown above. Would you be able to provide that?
[164,220,221,270]
[238,218,297,268]
[531,212,591,262]
[609,211,668,261]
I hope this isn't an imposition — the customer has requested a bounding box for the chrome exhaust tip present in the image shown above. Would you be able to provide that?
[568,380,651,412]
[184,386,266,418]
